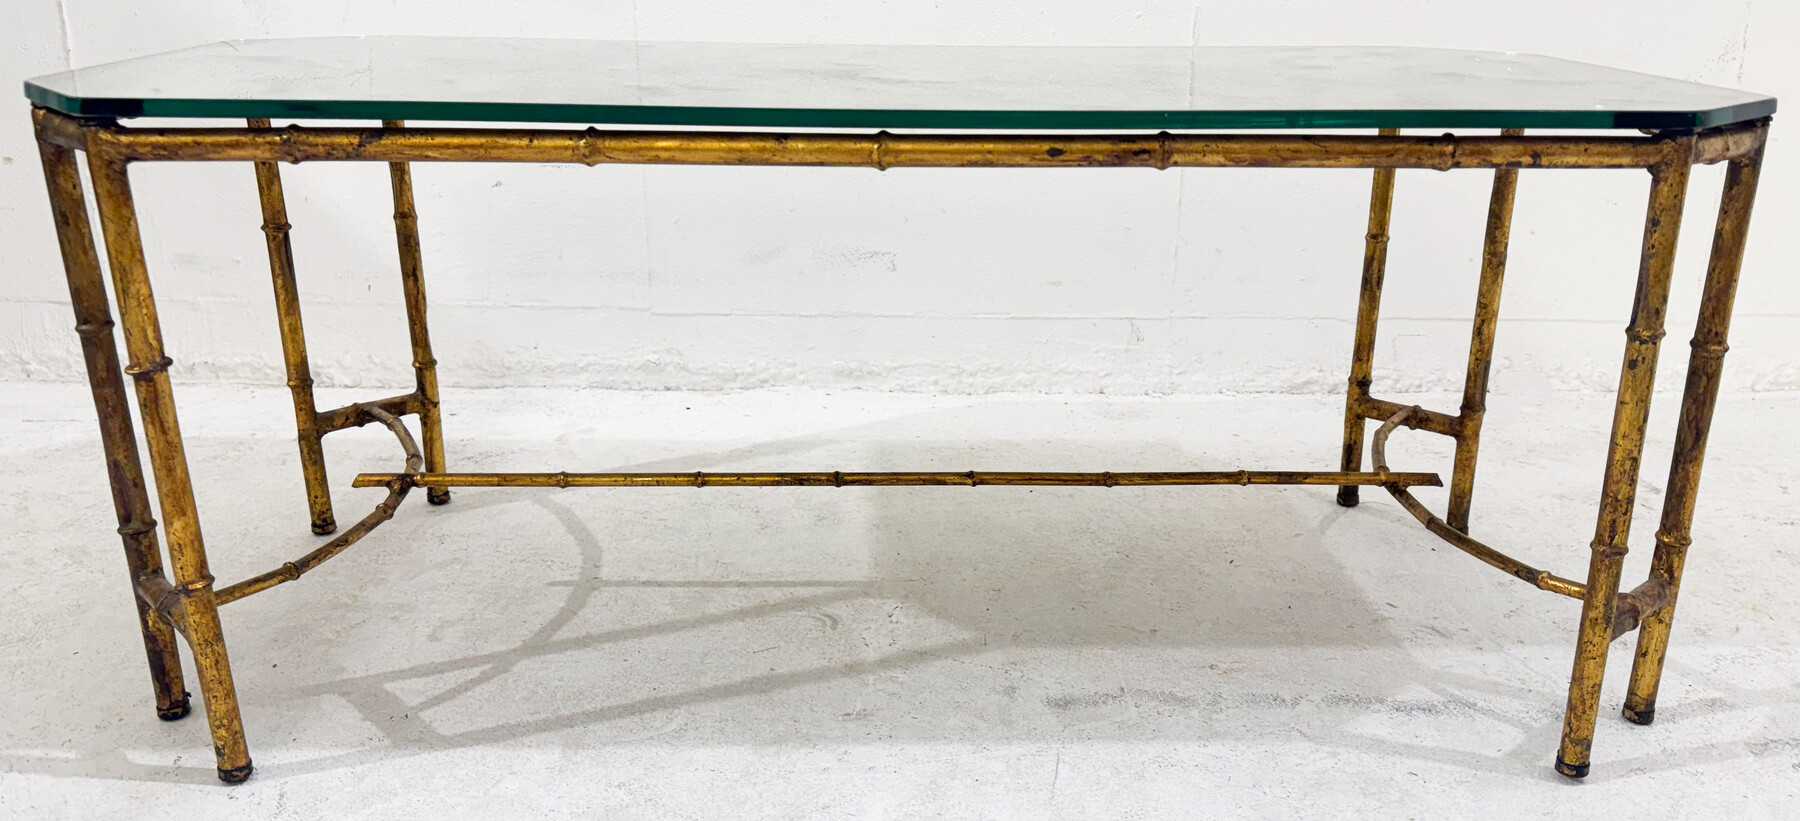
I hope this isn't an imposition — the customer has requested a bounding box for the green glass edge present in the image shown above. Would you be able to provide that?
[25,81,1777,131]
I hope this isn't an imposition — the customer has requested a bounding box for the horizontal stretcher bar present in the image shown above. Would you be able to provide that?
[353,469,1443,489]
[79,128,1679,169]
[28,105,1762,170]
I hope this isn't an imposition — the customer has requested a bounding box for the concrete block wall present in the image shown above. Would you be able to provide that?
[3,1,1795,395]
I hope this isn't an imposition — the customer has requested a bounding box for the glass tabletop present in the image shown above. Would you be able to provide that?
[25,37,1776,131]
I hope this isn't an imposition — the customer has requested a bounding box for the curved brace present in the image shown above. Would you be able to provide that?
[214,404,423,605]
[1370,406,1587,599]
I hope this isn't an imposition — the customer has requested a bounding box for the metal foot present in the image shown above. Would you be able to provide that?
[217,761,254,784]
[156,692,192,721]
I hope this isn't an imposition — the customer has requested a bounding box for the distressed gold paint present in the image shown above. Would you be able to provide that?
[30,107,1769,782]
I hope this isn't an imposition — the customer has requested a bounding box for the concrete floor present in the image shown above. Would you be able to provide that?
[1,382,1796,818]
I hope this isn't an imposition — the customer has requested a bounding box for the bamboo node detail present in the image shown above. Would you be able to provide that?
[1405,405,1425,430]
[176,575,215,595]
[1654,531,1694,550]
[281,124,304,164]
[1587,540,1629,559]
[581,127,602,166]
[116,519,158,537]
[122,356,173,378]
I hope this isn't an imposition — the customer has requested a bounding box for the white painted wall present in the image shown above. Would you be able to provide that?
[3,1,1796,395]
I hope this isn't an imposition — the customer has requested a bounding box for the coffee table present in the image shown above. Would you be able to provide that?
[25,38,1775,782]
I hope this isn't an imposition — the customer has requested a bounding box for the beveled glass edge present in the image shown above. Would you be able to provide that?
[24,80,1779,132]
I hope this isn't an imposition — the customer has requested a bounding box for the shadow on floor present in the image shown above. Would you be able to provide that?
[5,405,1794,787]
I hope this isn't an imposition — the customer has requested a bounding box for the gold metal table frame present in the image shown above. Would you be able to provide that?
[31,106,1769,783]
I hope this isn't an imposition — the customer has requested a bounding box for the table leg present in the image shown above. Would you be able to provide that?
[1338,128,1399,507]
[1556,142,1694,778]
[1447,129,1524,534]
[35,126,191,723]
[86,152,254,784]
[385,120,450,506]
[1623,128,1768,725]
[249,119,336,535]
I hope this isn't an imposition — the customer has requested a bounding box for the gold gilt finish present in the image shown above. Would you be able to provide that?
[1556,143,1697,779]
[384,120,452,507]
[1448,128,1525,534]
[28,104,1770,783]
[214,403,423,607]
[352,469,1443,489]
[81,139,255,784]
[1624,135,1768,727]
[75,125,1693,168]
[34,135,191,722]
[1370,407,1586,599]
[249,118,336,535]
[1336,127,1400,508]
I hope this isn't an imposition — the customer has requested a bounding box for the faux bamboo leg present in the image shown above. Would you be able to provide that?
[384,120,450,506]
[35,122,191,722]
[1623,128,1768,726]
[249,119,335,535]
[86,151,254,784]
[1338,128,1400,507]
[1447,129,1524,533]
[1555,144,1694,779]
